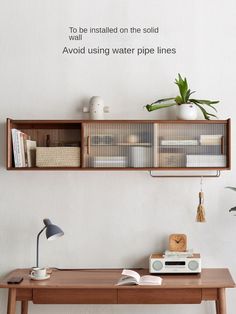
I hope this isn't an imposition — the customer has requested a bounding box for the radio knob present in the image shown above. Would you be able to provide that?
[152,260,163,271]
[188,260,199,271]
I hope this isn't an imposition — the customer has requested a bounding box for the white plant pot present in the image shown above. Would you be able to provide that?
[176,103,198,120]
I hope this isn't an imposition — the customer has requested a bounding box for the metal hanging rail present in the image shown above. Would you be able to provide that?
[149,170,221,178]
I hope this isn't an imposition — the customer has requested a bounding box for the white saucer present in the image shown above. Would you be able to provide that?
[29,274,50,281]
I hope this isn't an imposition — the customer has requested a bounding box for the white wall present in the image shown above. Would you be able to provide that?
[0,0,236,313]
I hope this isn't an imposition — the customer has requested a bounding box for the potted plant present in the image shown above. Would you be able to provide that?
[226,187,236,213]
[145,74,219,120]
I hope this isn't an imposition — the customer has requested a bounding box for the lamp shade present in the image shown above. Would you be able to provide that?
[43,218,64,241]
[36,218,64,268]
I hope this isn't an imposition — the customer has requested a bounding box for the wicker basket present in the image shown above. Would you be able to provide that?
[36,147,80,167]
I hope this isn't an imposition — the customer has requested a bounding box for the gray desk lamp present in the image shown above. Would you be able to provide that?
[36,218,64,268]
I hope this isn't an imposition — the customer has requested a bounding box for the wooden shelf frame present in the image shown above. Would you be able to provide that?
[6,118,231,171]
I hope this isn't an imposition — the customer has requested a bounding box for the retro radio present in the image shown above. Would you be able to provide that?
[149,253,201,274]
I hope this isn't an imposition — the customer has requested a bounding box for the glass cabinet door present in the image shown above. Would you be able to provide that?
[83,122,154,168]
[155,122,228,168]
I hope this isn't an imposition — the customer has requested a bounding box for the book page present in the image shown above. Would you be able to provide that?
[139,275,162,285]
[122,269,140,283]
[116,276,138,286]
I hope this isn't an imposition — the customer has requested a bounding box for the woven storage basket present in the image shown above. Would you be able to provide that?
[36,147,80,167]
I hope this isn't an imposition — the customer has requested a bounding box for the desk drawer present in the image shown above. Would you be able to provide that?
[118,288,202,304]
[33,289,117,304]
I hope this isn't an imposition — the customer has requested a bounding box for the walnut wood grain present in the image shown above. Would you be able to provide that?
[6,118,12,169]
[21,301,28,314]
[227,118,231,169]
[0,268,234,314]
[6,118,231,171]
[216,299,220,314]
[218,288,226,314]
[7,289,16,314]
[33,288,117,304]
[7,119,230,124]
[16,289,32,301]
[6,166,231,171]
[0,268,235,290]
[202,288,218,300]
[118,288,201,304]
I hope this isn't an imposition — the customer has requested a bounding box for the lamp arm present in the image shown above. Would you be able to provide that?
[36,226,46,268]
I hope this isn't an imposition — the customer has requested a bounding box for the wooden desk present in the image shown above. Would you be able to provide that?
[0,268,234,314]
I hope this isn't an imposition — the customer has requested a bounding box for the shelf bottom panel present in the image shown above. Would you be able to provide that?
[7,167,230,171]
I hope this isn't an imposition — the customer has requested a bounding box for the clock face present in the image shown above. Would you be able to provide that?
[169,234,187,252]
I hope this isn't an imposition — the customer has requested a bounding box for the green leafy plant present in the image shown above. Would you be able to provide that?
[226,187,236,212]
[145,74,219,120]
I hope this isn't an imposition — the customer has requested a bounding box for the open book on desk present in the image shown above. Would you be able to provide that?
[117,269,162,286]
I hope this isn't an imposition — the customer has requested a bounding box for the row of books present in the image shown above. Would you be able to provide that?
[161,135,223,146]
[11,129,36,167]
[160,139,198,146]
[199,134,222,145]
[186,154,226,167]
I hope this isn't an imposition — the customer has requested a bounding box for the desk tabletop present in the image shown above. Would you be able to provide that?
[0,268,235,289]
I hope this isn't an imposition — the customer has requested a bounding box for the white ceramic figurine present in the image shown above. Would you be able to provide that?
[83,96,109,120]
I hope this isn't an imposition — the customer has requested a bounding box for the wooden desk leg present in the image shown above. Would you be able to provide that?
[215,300,220,314]
[21,301,28,314]
[7,288,16,314]
[218,288,226,314]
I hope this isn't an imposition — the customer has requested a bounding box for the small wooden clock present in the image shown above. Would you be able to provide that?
[169,234,187,252]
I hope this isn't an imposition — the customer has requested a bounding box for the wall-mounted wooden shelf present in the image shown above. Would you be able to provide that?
[6,118,231,171]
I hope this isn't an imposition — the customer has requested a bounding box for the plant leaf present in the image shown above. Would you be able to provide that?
[144,74,219,116]
[145,103,176,112]
[191,101,218,119]
[203,112,218,118]
[190,99,219,112]
[184,89,195,103]
[194,99,219,105]
[175,74,189,103]
[191,102,210,120]
[175,96,183,105]
[225,186,236,192]
[151,97,175,104]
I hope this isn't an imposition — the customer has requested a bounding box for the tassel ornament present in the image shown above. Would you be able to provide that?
[196,191,206,222]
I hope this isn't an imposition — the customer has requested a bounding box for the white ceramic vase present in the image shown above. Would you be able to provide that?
[89,96,104,120]
[176,103,198,120]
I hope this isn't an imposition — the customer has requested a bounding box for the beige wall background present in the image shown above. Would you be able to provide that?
[0,0,235,313]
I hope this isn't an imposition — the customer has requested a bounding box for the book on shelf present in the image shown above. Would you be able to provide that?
[90,156,127,168]
[20,132,28,167]
[11,129,21,167]
[200,135,222,145]
[186,154,226,167]
[26,140,37,167]
[12,129,26,167]
[11,129,36,167]
[161,139,198,146]
[116,269,162,286]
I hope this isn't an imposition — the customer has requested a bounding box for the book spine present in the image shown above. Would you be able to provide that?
[17,131,24,167]
[22,133,29,167]
[26,140,37,167]
[20,133,26,167]
[11,129,20,167]
[11,129,30,167]
[26,143,31,167]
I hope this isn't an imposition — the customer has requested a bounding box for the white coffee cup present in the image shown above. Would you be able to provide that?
[31,267,47,278]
